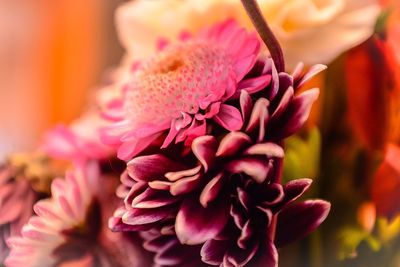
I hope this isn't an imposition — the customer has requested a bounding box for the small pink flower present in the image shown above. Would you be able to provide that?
[101,20,273,160]
[5,160,150,267]
[41,109,114,163]
[5,162,99,267]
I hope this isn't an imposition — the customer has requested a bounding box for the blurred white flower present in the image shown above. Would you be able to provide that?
[116,0,380,69]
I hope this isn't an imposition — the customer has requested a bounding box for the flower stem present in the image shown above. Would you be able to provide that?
[240,0,285,72]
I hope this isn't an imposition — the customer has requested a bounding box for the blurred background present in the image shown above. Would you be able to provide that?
[0,1,399,267]
[0,0,125,160]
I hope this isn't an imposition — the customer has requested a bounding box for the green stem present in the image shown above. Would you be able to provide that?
[240,0,285,72]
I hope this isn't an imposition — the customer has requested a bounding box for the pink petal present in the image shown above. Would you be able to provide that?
[118,132,161,160]
[0,198,24,224]
[161,120,181,149]
[240,90,253,123]
[233,54,258,81]
[214,104,243,131]
[237,74,272,96]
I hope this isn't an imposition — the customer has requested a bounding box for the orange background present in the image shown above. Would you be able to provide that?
[0,0,124,157]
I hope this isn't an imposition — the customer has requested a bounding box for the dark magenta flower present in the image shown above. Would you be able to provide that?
[109,56,329,266]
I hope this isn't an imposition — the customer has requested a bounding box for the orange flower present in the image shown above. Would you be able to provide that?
[371,144,400,219]
[345,28,400,150]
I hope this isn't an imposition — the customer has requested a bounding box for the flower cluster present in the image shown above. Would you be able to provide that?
[105,20,330,266]
[2,2,333,266]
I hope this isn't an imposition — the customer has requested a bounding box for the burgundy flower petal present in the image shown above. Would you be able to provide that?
[124,181,147,208]
[131,188,178,208]
[214,104,244,131]
[201,239,230,265]
[200,172,225,208]
[224,239,259,267]
[127,154,184,181]
[170,173,202,196]
[261,183,285,205]
[278,73,294,94]
[148,180,172,191]
[237,188,251,211]
[281,178,313,206]
[109,214,154,232]
[252,240,278,267]
[237,74,272,96]
[165,165,202,182]
[295,64,327,89]
[240,90,253,123]
[275,200,330,248]
[216,132,252,158]
[176,196,230,245]
[279,88,319,138]
[271,87,294,120]
[244,143,284,158]
[143,235,172,252]
[237,220,255,249]
[255,206,273,227]
[192,136,218,171]
[230,203,246,230]
[226,158,271,183]
[122,206,175,227]
[247,98,270,141]
[154,238,186,266]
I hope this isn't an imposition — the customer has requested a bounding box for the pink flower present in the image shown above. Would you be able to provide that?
[101,20,273,160]
[5,161,149,267]
[41,109,114,163]
[0,152,61,262]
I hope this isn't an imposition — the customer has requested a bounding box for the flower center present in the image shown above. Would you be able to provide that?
[124,41,234,125]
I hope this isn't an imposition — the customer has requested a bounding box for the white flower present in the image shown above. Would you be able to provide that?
[116,0,380,69]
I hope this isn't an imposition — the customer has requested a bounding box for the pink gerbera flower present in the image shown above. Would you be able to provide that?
[101,20,273,160]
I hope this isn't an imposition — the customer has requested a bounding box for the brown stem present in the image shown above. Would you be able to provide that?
[240,0,285,72]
